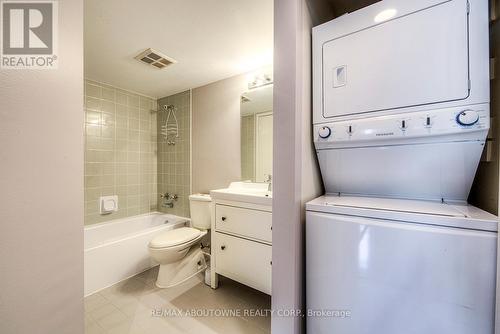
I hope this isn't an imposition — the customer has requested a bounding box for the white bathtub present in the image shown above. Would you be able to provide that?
[84,212,189,296]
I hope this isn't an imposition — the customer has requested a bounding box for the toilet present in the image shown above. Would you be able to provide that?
[148,194,212,288]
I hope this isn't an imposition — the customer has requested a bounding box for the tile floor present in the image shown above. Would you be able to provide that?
[84,267,271,334]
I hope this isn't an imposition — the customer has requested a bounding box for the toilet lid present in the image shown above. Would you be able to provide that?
[149,227,202,248]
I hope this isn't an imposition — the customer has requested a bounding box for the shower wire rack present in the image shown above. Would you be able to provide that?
[158,104,179,145]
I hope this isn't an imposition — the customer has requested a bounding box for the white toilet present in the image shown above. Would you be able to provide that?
[148,194,212,288]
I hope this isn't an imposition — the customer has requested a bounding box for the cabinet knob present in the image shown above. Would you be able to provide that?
[221,217,226,221]
[221,245,226,250]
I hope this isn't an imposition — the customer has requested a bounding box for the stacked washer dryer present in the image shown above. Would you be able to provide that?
[306,0,498,333]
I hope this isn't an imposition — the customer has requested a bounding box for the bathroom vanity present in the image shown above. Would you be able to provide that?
[210,182,272,295]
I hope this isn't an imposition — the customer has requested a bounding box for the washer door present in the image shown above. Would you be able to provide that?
[306,211,497,334]
[322,0,469,118]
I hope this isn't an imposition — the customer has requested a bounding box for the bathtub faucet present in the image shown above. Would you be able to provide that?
[160,193,178,208]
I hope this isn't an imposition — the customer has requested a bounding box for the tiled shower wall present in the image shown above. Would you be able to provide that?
[157,90,191,218]
[84,80,158,225]
[241,114,255,181]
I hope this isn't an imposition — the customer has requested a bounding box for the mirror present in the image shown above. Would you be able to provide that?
[240,84,273,183]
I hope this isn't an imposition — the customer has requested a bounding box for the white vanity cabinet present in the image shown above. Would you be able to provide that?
[210,199,272,295]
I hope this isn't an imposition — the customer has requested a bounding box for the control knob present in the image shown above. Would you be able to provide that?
[456,110,479,126]
[318,126,331,139]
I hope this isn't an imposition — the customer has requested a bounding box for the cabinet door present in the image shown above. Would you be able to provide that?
[215,204,272,243]
[215,232,271,295]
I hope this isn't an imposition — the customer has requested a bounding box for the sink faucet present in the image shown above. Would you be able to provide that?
[160,193,178,208]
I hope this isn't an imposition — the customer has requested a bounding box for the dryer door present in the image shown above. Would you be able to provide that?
[322,0,469,119]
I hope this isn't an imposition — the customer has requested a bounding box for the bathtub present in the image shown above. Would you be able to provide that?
[84,212,189,296]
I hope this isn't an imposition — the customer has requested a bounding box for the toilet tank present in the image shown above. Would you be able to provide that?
[189,194,212,230]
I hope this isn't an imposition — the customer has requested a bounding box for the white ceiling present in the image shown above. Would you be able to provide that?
[84,0,273,98]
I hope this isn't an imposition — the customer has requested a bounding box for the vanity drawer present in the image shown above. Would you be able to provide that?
[215,232,271,295]
[215,204,272,243]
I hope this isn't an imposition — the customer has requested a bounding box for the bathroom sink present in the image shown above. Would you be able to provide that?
[210,182,272,206]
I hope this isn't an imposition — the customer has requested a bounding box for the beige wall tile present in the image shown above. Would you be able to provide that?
[101,100,115,114]
[128,95,140,108]
[84,80,158,225]
[86,111,101,124]
[157,90,191,218]
[115,92,127,105]
[128,107,140,119]
[116,104,127,116]
[140,96,152,110]
[86,83,101,98]
[101,87,115,102]
[86,97,101,111]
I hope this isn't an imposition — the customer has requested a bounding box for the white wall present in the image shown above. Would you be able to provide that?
[0,1,84,333]
[470,0,500,215]
[191,73,247,194]
[300,3,324,219]
[272,0,323,333]
[489,2,500,333]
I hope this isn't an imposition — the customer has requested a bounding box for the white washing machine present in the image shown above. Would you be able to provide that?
[307,0,498,333]
[306,196,497,334]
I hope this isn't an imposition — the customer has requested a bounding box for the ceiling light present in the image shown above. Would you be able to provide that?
[374,9,397,23]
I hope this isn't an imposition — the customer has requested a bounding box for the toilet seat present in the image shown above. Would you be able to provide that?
[149,227,202,249]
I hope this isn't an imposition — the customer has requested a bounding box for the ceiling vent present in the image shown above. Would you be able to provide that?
[135,48,176,69]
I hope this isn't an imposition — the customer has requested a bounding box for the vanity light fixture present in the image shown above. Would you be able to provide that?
[248,74,273,90]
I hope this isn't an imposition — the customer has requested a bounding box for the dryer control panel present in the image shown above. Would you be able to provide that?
[314,104,490,149]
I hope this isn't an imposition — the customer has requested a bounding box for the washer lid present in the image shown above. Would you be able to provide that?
[324,196,465,217]
[149,227,201,248]
[306,195,498,232]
